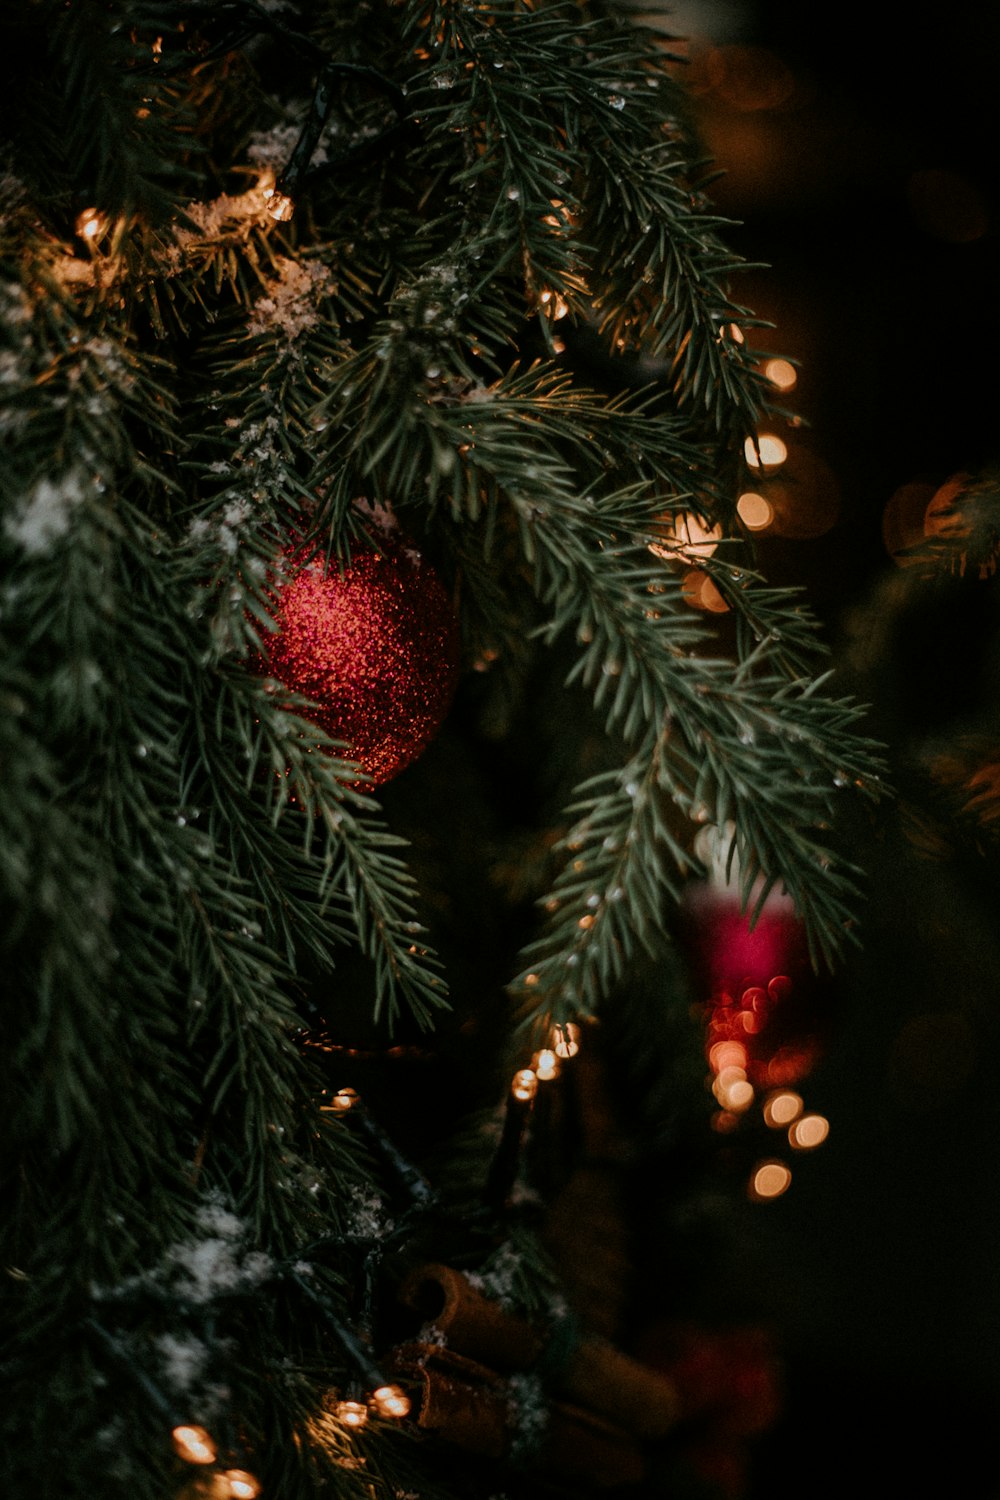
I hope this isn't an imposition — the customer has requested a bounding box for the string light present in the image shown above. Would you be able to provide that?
[709,1039,747,1072]
[712,1066,754,1112]
[737,491,774,531]
[648,510,722,562]
[744,434,788,470]
[75,207,108,243]
[532,1049,560,1082]
[789,1113,829,1150]
[763,1090,803,1128]
[750,1160,792,1201]
[763,357,797,392]
[681,569,729,613]
[172,1426,218,1465]
[538,289,569,319]
[552,1022,580,1059]
[222,1471,261,1500]
[321,1087,359,1115]
[263,188,295,222]
[335,1399,369,1429]
[372,1384,411,1419]
[510,1068,538,1102]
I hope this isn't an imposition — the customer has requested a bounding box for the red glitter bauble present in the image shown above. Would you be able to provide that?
[263,532,459,784]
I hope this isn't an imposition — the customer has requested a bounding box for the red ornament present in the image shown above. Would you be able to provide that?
[261,525,459,784]
[682,878,830,1092]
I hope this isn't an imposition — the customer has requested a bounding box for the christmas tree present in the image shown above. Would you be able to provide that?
[0,3,890,1497]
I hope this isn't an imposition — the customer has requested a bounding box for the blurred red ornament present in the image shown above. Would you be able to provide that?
[261,525,459,784]
[634,1320,782,1500]
[682,877,828,1091]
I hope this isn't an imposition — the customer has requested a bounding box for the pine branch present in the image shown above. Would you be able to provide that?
[512,733,693,1025]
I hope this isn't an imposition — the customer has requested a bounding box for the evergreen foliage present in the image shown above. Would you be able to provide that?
[0,2,885,1496]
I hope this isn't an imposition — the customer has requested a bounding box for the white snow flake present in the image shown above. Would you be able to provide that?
[5,469,87,554]
[247,257,334,342]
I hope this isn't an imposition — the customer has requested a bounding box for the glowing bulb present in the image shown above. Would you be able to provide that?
[323,1087,359,1115]
[222,1472,261,1500]
[75,207,107,242]
[533,1049,560,1082]
[372,1384,411,1419]
[744,434,788,470]
[789,1113,829,1150]
[763,1090,803,1128]
[709,1040,748,1073]
[680,569,729,613]
[725,1078,755,1111]
[750,1161,792,1201]
[539,289,569,319]
[335,1400,369,1429]
[737,491,773,531]
[552,1023,580,1059]
[763,358,797,392]
[172,1425,217,1465]
[264,188,294,222]
[511,1068,538,1102]
[648,511,722,562]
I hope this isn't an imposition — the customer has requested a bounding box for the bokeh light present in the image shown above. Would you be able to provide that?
[681,569,730,613]
[511,1068,538,1102]
[695,46,797,113]
[750,1161,792,1201]
[737,490,774,530]
[763,357,798,392]
[222,1473,261,1500]
[763,1090,803,1128]
[789,1113,830,1150]
[649,510,723,561]
[335,1400,369,1429]
[172,1427,217,1465]
[745,433,788,470]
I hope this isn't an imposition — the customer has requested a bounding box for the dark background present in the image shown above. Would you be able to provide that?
[670,2,1000,1493]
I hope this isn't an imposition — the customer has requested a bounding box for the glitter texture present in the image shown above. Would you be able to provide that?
[264,537,459,783]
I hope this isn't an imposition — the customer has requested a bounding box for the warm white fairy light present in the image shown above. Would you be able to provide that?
[648,510,722,562]
[75,207,108,242]
[372,1384,411,1419]
[172,1425,217,1465]
[263,188,295,222]
[737,491,774,531]
[222,1470,261,1500]
[789,1113,829,1150]
[335,1399,369,1429]
[511,1068,538,1102]
[763,1090,803,1128]
[321,1086,359,1115]
[538,288,569,319]
[532,1048,560,1081]
[552,1022,580,1059]
[750,1160,792,1200]
[763,357,797,391]
[744,434,788,469]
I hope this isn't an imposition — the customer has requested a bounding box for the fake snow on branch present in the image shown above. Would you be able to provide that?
[247,256,335,343]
